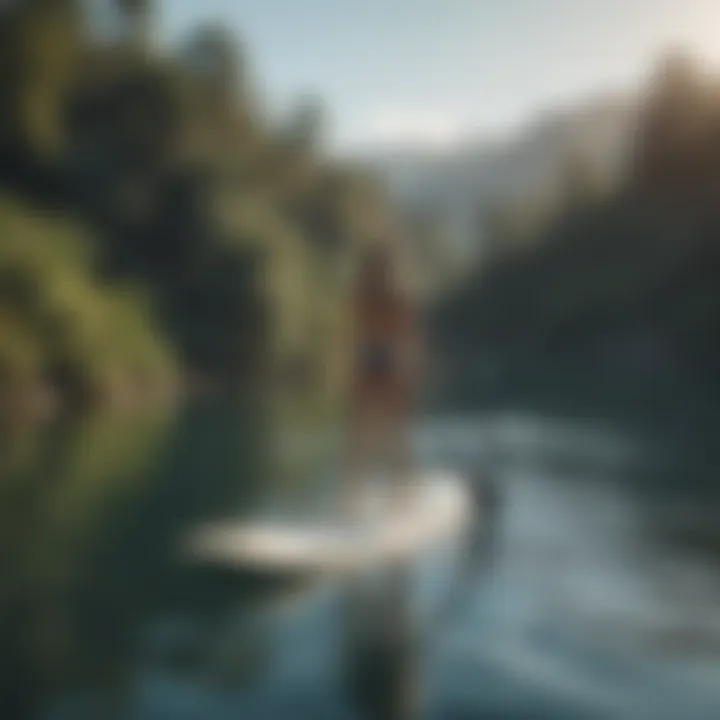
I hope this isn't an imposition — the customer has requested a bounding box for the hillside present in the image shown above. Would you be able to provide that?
[361,94,636,262]
[0,1,395,416]
[432,54,720,420]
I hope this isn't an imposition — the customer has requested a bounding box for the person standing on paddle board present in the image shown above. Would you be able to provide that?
[347,243,425,514]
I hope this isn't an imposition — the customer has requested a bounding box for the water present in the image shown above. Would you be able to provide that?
[2,399,720,719]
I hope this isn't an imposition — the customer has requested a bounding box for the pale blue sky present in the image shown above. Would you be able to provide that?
[159,0,720,151]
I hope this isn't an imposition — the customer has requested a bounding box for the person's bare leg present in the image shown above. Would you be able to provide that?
[387,407,415,513]
[345,409,374,520]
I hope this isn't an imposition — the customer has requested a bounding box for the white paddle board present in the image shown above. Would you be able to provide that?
[183,472,474,574]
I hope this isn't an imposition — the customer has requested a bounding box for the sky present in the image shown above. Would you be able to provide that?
[159,0,720,152]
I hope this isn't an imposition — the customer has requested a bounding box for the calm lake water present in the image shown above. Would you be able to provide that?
[2,398,720,720]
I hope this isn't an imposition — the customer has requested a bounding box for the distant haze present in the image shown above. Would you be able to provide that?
[359,94,636,260]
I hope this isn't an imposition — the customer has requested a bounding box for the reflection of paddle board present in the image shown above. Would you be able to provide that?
[184,472,473,574]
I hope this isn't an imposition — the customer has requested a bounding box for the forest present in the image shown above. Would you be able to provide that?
[0,0,396,418]
[435,51,720,418]
[4,2,720,428]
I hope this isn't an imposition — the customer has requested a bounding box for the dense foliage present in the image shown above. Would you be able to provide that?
[435,52,720,409]
[0,0,393,412]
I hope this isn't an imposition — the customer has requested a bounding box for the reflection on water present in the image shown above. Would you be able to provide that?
[340,566,421,720]
[2,404,720,719]
[0,397,294,719]
[0,408,176,719]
